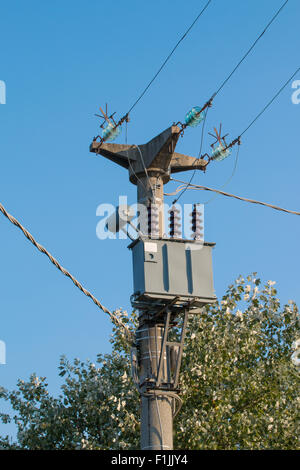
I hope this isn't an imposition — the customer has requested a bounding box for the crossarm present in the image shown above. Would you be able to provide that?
[170,152,208,173]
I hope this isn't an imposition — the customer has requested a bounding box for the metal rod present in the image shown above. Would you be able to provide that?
[173,310,188,388]
[156,310,171,387]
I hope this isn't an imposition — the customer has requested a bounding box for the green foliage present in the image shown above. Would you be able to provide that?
[0,275,299,450]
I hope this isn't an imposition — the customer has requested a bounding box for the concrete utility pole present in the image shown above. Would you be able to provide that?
[90,126,213,450]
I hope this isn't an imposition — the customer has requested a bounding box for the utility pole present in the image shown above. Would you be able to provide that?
[90,125,216,450]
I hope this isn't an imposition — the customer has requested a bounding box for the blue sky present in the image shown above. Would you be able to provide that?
[0,0,299,438]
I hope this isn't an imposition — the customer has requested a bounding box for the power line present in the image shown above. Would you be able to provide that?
[172,65,300,204]
[95,2,213,148]
[177,0,290,131]
[97,0,288,150]
[126,0,213,115]
[240,66,300,137]
[166,178,300,216]
[0,200,134,342]
[173,1,289,203]
[96,0,288,149]
[214,0,289,98]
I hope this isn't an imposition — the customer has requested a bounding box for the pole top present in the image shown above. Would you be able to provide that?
[90,126,208,185]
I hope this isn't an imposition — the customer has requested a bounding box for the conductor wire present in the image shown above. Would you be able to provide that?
[214,0,290,98]
[126,0,213,115]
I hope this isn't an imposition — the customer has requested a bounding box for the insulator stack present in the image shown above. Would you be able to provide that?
[102,122,121,142]
[184,106,205,127]
[168,205,181,239]
[211,144,231,162]
[191,204,204,241]
[147,203,159,238]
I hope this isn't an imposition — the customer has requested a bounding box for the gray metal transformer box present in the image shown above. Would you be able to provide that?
[129,238,217,307]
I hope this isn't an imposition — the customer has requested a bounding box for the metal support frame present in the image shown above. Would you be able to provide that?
[137,306,189,450]
[137,306,189,391]
[155,308,188,389]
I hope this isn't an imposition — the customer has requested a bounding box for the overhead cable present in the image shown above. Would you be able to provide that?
[0,200,134,342]
[214,0,289,98]
[239,66,300,137]
[126,0,213,116]
[166,179,300,216]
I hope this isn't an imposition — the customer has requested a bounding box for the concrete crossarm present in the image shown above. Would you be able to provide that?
[169,153,208,173]
[90,126,208,184]
[89,142,133,169]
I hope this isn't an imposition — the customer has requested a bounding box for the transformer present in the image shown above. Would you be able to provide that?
[129,237,216,312]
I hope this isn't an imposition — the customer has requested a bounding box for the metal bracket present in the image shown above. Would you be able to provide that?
[170,309,188,389]
[156,309,171,387]
[155,308,188,389]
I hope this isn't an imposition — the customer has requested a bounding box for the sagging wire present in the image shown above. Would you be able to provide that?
[126,0,213,116]
[210,65,300,161]
[168,144,241,206]
[92,0,289,153]
[166,178,300,216]
[169,64,300,206]
[210,65,300,158]
[214,0,290,98]
[171,1,289,201]
[0,200,134,343]
[175,0,290,139]
[239,66,300,138]
[92,0,288,160]
[93,1,213,151]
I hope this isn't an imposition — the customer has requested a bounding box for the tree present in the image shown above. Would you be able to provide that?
[0,274,299,450]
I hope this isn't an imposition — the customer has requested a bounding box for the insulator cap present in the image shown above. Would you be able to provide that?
[147,204,159,237]
[102,122,121,142]
[191,204,204,240]
[168,205,182,238]
[211,144,231,162]
[184,106,205,128]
